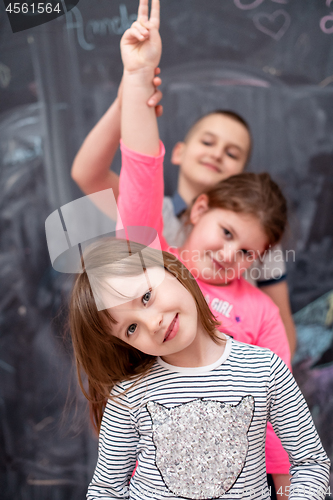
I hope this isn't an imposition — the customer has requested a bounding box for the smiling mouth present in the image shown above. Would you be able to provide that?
[211,257,225,271]
[163,314,179,342]
[202,162,221,173]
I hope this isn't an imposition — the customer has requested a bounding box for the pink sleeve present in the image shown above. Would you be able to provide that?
[117,140,169,251]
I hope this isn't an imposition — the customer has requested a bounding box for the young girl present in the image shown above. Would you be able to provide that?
[117,0,292,492]
[69,238,329,499]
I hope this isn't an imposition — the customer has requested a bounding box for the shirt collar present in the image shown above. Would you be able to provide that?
[171,192,188,217]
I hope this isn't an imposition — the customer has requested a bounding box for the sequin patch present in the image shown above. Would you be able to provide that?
[147,396,254,499]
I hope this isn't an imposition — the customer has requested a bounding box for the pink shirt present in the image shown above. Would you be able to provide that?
[118,140,291,474]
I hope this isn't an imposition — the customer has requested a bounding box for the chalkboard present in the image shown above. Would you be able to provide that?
[0,0,333,498]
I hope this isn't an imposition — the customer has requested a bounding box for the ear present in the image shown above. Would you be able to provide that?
[190,194,209,225]
[171,142,185,165]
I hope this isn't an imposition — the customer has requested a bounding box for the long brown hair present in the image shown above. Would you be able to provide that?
[70,239,221,433]
[187,172,287,247]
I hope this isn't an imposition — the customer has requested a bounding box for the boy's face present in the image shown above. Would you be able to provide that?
[172,114,251,196]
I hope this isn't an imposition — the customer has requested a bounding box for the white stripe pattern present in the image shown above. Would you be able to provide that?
[87,339,330,500]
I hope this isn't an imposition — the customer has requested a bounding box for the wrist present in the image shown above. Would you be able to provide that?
[123,67,155,84]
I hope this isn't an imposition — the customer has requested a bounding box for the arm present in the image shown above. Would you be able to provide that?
[268,353,330,499]
[254,290,293,483]
[116,0,169,251]
[71,73,163,199]
[255,291,291,370]
[255,244,297,357]
[260,281,297,358]
[71,97,121,198]
[87,389,138,499]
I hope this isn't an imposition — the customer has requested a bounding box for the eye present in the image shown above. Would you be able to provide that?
[127,324,137,336]
[227,151,238,159]
[201,140,213,146]
[222,228,232,239]
[142,290,151,306]
[240,249,253,257]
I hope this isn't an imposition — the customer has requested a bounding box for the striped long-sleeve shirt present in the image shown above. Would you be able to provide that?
[87,338,330,500]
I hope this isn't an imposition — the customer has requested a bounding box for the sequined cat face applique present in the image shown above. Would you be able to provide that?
[146,396,254,500]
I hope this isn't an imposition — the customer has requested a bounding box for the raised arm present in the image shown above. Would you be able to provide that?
[71,72,163,199]
[120,0,161,156]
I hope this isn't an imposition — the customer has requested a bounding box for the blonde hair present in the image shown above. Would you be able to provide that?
[70,239,221,432]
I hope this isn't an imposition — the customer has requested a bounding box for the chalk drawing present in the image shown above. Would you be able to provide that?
[253,9,291,40]
[65,4,137,51]
[233,0,265,11]
[320,12,333,33]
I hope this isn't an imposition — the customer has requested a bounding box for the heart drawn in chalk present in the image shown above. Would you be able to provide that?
[253,10,291,41]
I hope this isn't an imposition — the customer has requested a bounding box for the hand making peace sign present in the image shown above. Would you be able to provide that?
[120,0,161,73]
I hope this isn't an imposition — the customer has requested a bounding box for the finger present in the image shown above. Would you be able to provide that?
[155,104,163,118]
[154,67,161,75]
[137,0,149,23]
[149,0,160,29]
[131,21,149,37]
[127,24,149,42]
[148,89,163,106]
[152,76,162,87]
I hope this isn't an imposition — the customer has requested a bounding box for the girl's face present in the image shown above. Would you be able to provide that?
[181,195,268,285]
[104,268,203,362]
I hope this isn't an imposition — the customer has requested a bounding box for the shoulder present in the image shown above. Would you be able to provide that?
[228,339,278,378]
[162,196,175,216]
[238,277,277,305]
[230,337,273,359]
[110,362,169,399]
[230,339,288,373]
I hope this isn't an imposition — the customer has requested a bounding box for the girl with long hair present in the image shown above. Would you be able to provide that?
[69,237,329,499]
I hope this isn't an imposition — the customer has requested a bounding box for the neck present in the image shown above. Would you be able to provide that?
[161,329,225,368]
[177,174,203,205]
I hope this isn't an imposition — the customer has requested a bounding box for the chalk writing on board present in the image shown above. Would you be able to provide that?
[233,0,265,10]
[86,4,137,37]
[320,13,333,34]
[65,4,137,51]
[65,7,95,50]
[326,0,333,7]
[253,9,291,40]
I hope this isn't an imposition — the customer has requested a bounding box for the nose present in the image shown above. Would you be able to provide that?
[142,309,163,335]
[211,145,223,161]
[217,245,238,264]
